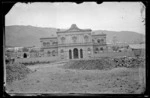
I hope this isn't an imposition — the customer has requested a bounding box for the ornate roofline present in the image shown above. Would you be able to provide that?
[57,24,92,33]
[92,33,106,36]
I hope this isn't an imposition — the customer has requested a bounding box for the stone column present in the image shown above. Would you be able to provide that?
[79,49,81,59]
[72,49,74,59]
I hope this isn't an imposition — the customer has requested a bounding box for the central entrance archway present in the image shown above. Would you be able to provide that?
[73,48,78,59]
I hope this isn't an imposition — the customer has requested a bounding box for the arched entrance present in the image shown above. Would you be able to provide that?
[80,49,83,58]
[23,53,27,58]
[73,48,78,59]
[69,50,72,59]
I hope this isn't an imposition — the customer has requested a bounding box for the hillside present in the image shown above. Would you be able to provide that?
[5,25,145,47]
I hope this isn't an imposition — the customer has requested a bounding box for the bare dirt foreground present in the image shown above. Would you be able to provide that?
[6,61,145,94]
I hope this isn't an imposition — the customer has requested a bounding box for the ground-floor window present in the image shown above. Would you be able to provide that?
[80,49,83,58]
[52,50,56,56]
[69,50,72,59]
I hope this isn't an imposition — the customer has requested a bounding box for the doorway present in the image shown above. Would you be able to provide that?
[23,53,27,58]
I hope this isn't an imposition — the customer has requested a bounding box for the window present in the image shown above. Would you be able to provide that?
[100,47,103,51]
[97,39,101,43]
[92,39,95,43]
[87,48,91,54]
[84,35,89,42]
[61,37,65,44]
[88,48,91,51]
[72,36,77,43]
[47,42,50,47]
[52,42,57,45]
[60,49,64,53]
[95,48,99,53]
[47,51,51,56]
[52,50,55,56]
[101,39,104,44]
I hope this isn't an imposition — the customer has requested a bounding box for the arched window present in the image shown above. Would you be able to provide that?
[72,36,77,43]
[100,47,103,51]
[52,50,55,56]
[101,39,104,44]
[84,35,89,42]
[87,48,91,54]
[88,48,91,51]
[92,39,95,43]
[47,51,51,56]
[97,39,101,43]
[47,42,50,47]
[95,48,99,53]
[69,50,72,59]
[43,42,46,46]
[60,49,64,53]
[80,49,83,58]
[61,37,65,44]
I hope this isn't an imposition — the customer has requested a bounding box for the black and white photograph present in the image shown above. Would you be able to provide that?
[4,2,146,95]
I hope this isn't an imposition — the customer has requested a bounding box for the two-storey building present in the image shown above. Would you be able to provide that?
[40,24,107,59]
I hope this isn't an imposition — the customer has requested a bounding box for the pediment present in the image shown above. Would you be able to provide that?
[57,24,92,33]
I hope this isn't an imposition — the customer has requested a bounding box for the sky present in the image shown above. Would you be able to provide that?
[5,2,145,34]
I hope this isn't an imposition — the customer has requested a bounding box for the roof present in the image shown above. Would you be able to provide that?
[129,44,145,49]
[92,33,106,36]
[40,37,57,39]
[57,24,92,33]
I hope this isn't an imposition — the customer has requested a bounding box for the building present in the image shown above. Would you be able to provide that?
[40,24,107,59]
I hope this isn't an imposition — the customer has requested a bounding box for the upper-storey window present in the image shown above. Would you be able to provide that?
[52,50,56,56]
[87,48,91,54]
[60,49,64,53]
[61,37,65,44]
[97,39,104,44]
[101,39,104,43]
[92,39,95,43]
[52,41,57,45]
[72,36,77,43]
[84,35,89,42]
[97,39,101,43]
[47,42,50,47]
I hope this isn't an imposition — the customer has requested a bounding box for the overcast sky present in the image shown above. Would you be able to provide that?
[6,2,145,34]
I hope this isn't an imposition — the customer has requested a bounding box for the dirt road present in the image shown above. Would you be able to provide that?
[6,61,145,94]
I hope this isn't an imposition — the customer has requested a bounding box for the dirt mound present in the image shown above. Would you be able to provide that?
[6,63,33,83]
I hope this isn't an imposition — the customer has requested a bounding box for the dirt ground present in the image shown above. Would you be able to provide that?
[5,61,145,94]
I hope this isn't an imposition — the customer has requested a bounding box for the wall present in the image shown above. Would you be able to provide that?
[93,50,145,58]
[15,56,59,63]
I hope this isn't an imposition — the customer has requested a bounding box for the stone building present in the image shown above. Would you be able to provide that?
[40,24,107,59]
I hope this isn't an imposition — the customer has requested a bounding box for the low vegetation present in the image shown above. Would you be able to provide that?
[6,63,33,83]
[63,57,145,70]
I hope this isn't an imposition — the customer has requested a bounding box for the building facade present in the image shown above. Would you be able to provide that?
[40,24,107,59]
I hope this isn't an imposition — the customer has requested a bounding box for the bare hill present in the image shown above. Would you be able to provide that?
[5,25,145,47]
